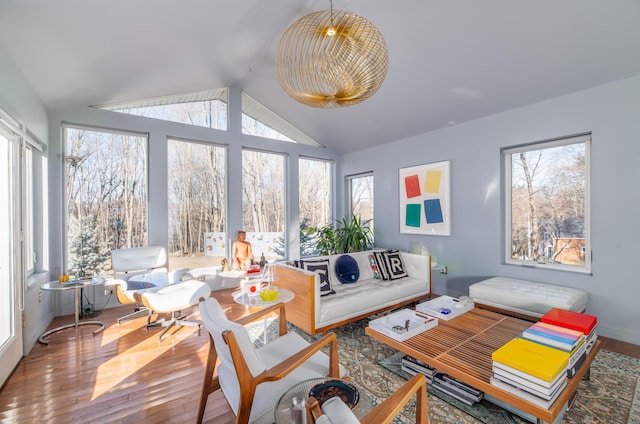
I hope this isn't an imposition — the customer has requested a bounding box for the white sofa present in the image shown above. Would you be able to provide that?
[273,250,431,335]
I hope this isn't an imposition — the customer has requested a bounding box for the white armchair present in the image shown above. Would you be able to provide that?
[197,297,345,424]
[107,246,189,324]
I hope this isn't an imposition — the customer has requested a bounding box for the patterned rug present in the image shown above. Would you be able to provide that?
[251,317,640,424]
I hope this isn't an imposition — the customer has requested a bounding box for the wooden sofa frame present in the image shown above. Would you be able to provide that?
[273,264,431,335]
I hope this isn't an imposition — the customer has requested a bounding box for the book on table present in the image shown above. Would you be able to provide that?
[540,308,597,335]
[520,323,585,352]
[492,363,566,397]
[492,338,570,383]
[492,361,566,390]
[490,375,568,409]
[432,372,484,406]
[401,355,436,377]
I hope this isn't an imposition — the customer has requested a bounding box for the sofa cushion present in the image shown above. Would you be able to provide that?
[335,254,360,284]
[374,250,408,280]
[367,254,382,279]
[300,259,335,296]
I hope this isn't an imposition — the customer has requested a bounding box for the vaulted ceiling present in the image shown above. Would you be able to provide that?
[1,0,639,154]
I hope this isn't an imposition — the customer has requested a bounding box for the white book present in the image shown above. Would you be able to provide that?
[492,365,565,397]
[492,361,566,389]
[490,376,568,409]
[492,372,565,400]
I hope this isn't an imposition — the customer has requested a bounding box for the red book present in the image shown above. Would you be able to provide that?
[540,308,597,335]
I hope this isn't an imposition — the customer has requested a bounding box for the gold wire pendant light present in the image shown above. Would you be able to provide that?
[275,2,388,108]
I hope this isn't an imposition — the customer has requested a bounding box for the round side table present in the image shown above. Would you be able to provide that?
[39,278,106,344]
[275,377,373,423]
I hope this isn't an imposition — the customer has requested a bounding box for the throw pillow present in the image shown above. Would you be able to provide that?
[334,254,360,284]
[300,259,335,296]
[368,254,382,280]
[373,250,408,280]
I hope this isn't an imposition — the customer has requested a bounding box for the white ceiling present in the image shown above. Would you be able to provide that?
[1,0,639,155]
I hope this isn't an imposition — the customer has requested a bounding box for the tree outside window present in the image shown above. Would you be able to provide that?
[168,139,226,270]
[242,149,285,261]
[64,126,147,276]
[505,135,590,272]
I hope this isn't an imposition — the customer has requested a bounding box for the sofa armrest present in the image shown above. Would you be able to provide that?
[273,263,317,334]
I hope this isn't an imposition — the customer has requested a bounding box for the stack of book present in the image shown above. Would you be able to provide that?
[432,371,484,406]
[401,355,436,383]
[401,355,484,405]
[491,338,570,408]
[520,321,587,378]
[540,308,598,354]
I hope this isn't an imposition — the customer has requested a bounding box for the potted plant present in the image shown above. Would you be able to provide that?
[307,214,373,255]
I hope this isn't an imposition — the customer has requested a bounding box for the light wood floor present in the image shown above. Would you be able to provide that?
[0,291,638,423]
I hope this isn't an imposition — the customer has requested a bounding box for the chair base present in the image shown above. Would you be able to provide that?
[147,311,202,341]
[117,306,151,325]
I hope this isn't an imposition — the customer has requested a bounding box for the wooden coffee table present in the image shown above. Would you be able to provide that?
[365,307,601,424]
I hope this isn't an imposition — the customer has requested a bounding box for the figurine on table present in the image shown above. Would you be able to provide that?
[231,230,254,270]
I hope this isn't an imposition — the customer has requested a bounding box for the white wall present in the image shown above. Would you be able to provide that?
[339,75,640,345]
[0,46,51,352]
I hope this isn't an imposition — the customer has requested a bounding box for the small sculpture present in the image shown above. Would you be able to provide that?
[220,258,231,272]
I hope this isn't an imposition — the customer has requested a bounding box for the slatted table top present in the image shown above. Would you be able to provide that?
[365,307,601,423]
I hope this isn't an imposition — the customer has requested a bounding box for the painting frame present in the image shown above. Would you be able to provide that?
[399,160,451,236]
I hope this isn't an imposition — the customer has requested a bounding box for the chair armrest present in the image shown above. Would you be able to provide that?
[257,332,341,383]
[235,302,289,336]
[168,267,191,283]
[360,374,428,424]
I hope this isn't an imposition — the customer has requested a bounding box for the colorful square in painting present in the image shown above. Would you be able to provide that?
[404,174,421,198]
[405,203,421,227]
[423,170,442,194]
[424,199,444,224]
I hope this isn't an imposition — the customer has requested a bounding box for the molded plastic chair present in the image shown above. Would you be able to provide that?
[306,374,429,424]
[197,297,345,424]
[107,246,188,324]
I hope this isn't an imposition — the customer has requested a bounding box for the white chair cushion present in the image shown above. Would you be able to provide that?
[111,245,167,272]
[141,280,211,313]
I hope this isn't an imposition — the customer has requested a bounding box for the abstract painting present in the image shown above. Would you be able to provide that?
[399,160,451,235]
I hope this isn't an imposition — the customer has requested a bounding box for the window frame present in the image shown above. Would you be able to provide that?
[62,124,149,275]
[503,133,591,273]
[346,171,374,233]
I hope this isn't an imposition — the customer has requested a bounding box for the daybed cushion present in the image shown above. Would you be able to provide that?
[469,276,588,317]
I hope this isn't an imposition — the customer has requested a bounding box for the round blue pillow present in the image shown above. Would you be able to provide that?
[335,254,360,284]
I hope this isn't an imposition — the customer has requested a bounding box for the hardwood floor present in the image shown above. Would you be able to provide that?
[0,291,638,423]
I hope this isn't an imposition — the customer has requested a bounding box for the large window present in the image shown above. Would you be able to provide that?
[299,157,332,256]
[95,88,228,131]
[242,149,285,261]
[64,126,148,276]
[348,172,374,233]
[168,138,227,269]
[504,134,590,272]
[242,93,321,146]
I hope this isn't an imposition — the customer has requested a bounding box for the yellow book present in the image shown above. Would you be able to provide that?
[492,338,569,382]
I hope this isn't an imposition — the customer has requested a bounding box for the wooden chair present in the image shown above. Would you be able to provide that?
[198,297,345,424]
[306,374,429,424]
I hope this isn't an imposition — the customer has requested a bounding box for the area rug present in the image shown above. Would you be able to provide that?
[250,317,640,424]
